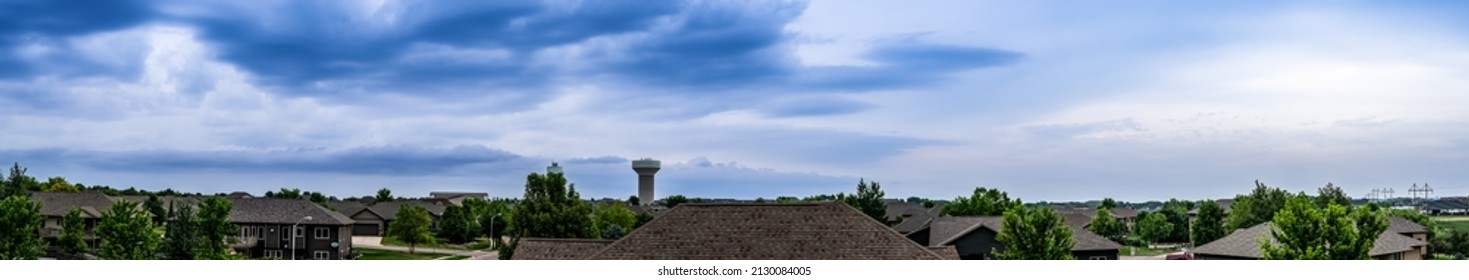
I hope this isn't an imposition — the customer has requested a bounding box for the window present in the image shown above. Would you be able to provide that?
[265,250,282,259]
[295,226,303,237]
[315,227,330,239]
[282,226,289,240]
[1393,252,1404,260]
[313,250,330,260]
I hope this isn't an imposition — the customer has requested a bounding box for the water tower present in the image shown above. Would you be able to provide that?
[632,158,660,205]
[547,162,563,174]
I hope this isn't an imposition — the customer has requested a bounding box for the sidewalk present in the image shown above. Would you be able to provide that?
[352,236,498,259]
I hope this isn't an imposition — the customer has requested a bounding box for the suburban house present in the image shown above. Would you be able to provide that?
[512,202,957,260]
[330,200,447,236]
[30,191,116,256]
[885,200,944,235]
[1421,198,1469,215]
[1056,207,1138,229]
[228,197,356,260]
[908,216,1123,260]
[428,192,488,206]
[1191,217,1429,260]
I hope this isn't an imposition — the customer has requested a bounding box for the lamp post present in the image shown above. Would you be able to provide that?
[490,213,502,248]
[291,216,313,260]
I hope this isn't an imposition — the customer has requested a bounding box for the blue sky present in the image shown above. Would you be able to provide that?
[2,0,1468,202]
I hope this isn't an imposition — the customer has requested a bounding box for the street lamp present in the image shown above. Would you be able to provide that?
[490,213,502,248]
[291,216,313,260]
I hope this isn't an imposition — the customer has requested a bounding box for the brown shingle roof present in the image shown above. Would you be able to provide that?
[227,198,354,225]
[30,191,115,218]
[928,246,960,260]
[1192,222,1427,259]
[930,215,1122,251]
[586,202,945,260]
[367,201,446,220]
[1387,216,1427,234]
[511,238,616,260]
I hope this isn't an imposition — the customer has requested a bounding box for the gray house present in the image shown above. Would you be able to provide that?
[228,198,355,260]
[911,216,1122,260]
[1192,217,1428,260]
[331,200,446,236]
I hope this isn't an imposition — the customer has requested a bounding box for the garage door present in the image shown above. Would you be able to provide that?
[352,223,379,236]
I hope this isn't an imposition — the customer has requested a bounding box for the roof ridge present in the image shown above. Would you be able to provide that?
[827,201,946,260]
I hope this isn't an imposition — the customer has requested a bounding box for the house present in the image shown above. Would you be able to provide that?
[330,200,446,236]
[228,197,356,260]
[428,192,489,206]
[886,201,942,234]
[512,202,956,260]
[1055,207,1139,229]
[1421,198,1469,215]
[912,216,1123,260]
[30,191,115,256]
[1191,217,1428,260]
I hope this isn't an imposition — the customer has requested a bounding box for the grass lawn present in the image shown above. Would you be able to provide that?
[355,248,452,260]
[380,236,467,250]
[1431,216,1469,222]
[1435,220,1469,233]
[1122,246,1181,256]
[443,255,470,260]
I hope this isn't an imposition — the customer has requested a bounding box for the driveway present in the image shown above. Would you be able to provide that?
[352,236,497,259]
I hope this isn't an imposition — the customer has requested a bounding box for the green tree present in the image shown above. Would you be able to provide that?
[0,196,45,259]
[941,187,1022,216]
[594,202,637,239]
[841,179,887,223]
[633,212,655,229]
[58,208,90,258]
[1191,200,1227,246]
[664,195,689,208]
[1136,212,1173,244]
[195,197,236,259]
[437,204,480,244]
[2,163,39,198]
[775,196,800,203]
[388,204,435,254]
[1260,195,1386,260]
[308,191,328,206]
[144,195,166,225]
[375,188,393,203]
[503,172,596,258]
[160,205,200,260]
[992,206,1074,260]
[43,177,79,192]
[1089,208,1126,243]
[1227,181,1293,230]
[97,200,160,260]
[1161,199,1191,243]
[275,188,302,199]
[1100,198,1118,209]
[1315,183,1351,208]
[466,198,511,243]
[627,195,640,206]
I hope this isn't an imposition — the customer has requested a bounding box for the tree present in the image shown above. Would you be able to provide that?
[775,196,800,203]
[437,204,480,244]
[1161,199,1191,243]
[1089,208,1126,243]
[503,172,596,258]
[274,188,302,199]
[1136,212,1173,244]
[309,192,328,205]
[1226,181,1293,230]
[144,195,166,225]
[58,209,90,258]
[387,204,435,254]
[2,162,39,198]
[195,197,236,259]
[97,200,160,260]
[1191,200,1227,246]
[1315,183,1351,209]
[664,195,689,208]
[941,187,1022,216]
[922,200,936,208]
[1100,198,1118,209]
[991,206,1074,260]
[43,177,79,192]
[160,205,200,260]
[594,202,636,239]
[841,179,886,223]
[465,198,511,244]
[627,195,640,206]
[633,212,655,229]
[0,196,45,259]
[375,188,394,203]
[1260,195,1386,260]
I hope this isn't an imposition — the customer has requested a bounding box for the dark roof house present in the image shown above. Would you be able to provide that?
[513,202,955,260]
[921,215,1123,260]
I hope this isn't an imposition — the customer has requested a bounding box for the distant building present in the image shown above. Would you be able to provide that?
[1191,217,1428,260]
[428,192,488,206]
[909,216,1122,260]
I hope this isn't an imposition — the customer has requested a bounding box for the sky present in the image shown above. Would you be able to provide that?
[2,0,1468,202]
